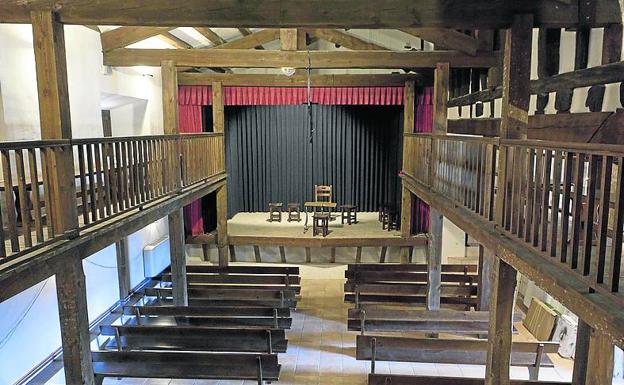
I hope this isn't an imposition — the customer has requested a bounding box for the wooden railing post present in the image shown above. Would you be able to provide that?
[31,10,92,385]
[427,62,449,311]
[400,80,416,263]
[212,81,229,266]
[486,14,532,385]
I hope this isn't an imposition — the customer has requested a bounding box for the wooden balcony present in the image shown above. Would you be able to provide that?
[0,133,225,299]
[403,133,624,348]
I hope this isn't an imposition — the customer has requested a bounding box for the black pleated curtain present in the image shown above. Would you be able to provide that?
[225,105,403,217]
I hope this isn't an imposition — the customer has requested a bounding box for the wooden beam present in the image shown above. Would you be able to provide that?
[238,28,253,36]
[433,63,450,134]
[477,244,495,311]
[2,1,621,28]
[31,10,78,233]
[400,80,416,263]
[307,29,389,50]
[55,253,95,385]
[195,27,226,46]
[158,31,193,49]
[104,48,500,68]
[100,26,172,51]
[178,72,422,86]
[572,320,591,385]
[586,328,615,385]
[485,259,518,385]
[115,238,131,299]
[168,209,188,306]
[449,61,624,108]
[213,81,228,267]
[280,28,299,51]
[369,375,570,385]
[400,28,478,55]
[161,60,179,135]
[228,235,427,248]
[500,14,532,140]
[217,29,280,49]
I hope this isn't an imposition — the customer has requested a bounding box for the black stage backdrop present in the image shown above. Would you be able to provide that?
[225,105,403,217]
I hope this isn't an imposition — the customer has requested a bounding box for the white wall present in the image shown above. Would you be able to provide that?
[0,23,169,385]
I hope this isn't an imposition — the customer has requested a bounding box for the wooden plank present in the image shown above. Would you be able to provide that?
[185,264,299,275]
[3,1,621,28]
[345,282,476,296]
[124,305,291,318]
[228,235,427,247]
[400,28,478,55]
[168,209,188,306]
[162,60,179,135]
[100,26,172,51]
[368,374,570,385]
[195,27,226,46]
[307,29,388,50]
[217,28,280,49]
[179,72,423,86]
[347,263,477,273]
[586,328,615,384]
[104,48,500,68]
[162,273,300,285]
[158,31,193,49]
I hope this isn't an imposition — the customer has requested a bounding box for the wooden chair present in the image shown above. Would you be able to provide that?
[314,185,333,202]
[287,203,301,222]
[313,212,330,237]
[340,204,357,225]
[382,209,399,231]
[268,202,283,222]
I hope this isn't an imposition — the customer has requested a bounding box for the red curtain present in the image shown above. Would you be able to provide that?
[412,87,433,233]
[179,86,405,106]
[178,104,204,236]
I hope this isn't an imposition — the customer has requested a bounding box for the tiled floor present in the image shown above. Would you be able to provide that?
[98,265,574,385]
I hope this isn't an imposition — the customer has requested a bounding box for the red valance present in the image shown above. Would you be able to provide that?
[179,86,405,106]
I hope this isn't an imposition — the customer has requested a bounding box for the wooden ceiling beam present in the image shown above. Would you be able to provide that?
[158,32,193,49]
[194,27,227,46]
[400,28,479,55]
[178,72,422,86]
[101,26,173,51]
[238,28,253,36]
[104,48,499,68]
[216,29,280,49]
[307,29,389,50]
[1,1,621,28]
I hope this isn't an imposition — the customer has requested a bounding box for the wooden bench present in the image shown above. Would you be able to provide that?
[367,375,570,385]
[357,335,558,380]
[144,286,297,308]
[92,350,280,385]
[348,306,520,334]
[123,305,293,329]
[185,265,300,275]
[99,324,287,353]
[344,263,478,309]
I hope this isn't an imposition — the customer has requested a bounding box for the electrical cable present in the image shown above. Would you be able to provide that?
[0,279,48,350]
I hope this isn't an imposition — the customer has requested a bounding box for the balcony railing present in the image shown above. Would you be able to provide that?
[405,133,624,303]
[0,133,224,261]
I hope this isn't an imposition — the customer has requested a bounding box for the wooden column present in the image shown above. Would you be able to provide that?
[161,60,179,134]
[168,209,188,306]
[280,29,305,74]
[572,320,592,385]
[213,81,228,266]
[485,259,518,385]
[586,328,615,385]
[115,238,131,300]
[400,80,416,263]
[32,11,91,385]
[427,63,449,310]
[477,244,495,311]
[31,10,77,233]
[55,254,95,385]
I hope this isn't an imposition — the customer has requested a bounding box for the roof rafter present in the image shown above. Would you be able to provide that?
[158,31,193,49]
[194,27,227,46]
[215,29,280,49]
[101,26,173,51]
[400,28,479,56]
[307,29,389,50]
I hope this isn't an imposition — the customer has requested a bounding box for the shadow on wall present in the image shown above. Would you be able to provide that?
[101,92,148,136]
[0,83,6,133]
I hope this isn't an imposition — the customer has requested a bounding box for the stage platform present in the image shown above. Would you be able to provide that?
[189,212,429,264]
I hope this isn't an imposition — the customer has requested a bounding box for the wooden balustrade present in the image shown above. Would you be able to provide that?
[0,133,224,261]
[406,133,624,301]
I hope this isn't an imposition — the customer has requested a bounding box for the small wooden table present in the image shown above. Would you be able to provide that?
[303,201,337,232]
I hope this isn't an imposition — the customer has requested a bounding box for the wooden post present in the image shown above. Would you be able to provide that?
[161,60,179,134]
[115,238,131,300]
[213,81,229,266]
[31,10,78,234]
[427,63,449,310]
[400,80,416,263]
[32,11,90,385]
[168,209,188,306]
[586,328,614,385]
[477,244,495,311]
[55,254,95,385]
[572,320,591,385]
[485,259,518,385]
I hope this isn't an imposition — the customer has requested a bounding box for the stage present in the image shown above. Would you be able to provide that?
[190,212,429,264]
